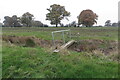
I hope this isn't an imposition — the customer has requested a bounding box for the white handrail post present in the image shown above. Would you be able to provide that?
[52,32,55,46]
[62,31,65,44]
[69,29,71,39]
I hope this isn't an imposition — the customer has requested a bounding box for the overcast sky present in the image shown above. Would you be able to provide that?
[0,0,119,26]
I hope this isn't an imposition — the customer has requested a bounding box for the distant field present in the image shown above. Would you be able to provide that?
[2,27,118,40]
[2,27,119,78]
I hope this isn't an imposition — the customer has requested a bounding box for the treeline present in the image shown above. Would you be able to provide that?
[0,4,119,27]
[104,20,119,27]
[2,12,48,27]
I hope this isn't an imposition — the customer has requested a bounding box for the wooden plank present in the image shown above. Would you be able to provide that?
[53,40,75,53]
[60,40,75,49]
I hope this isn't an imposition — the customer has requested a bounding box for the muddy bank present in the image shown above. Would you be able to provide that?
[2,35,118,61]
[2,35,118,56]
[68,39,118,55]
[2,35,52,47]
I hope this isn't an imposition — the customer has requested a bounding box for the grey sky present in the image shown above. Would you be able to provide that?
[0,0,119,26]
[118,1,120,21]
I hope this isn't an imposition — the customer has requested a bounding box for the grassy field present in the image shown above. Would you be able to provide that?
[2,27,118,40]
[2,27,119,78]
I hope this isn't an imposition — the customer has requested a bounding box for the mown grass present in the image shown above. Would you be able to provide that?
[2,27,119,78]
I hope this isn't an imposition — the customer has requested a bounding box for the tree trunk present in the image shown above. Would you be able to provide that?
[86,25,88,27]
[56,24,58,27]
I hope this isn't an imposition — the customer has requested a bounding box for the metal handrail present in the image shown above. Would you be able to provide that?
[51,29,71,46]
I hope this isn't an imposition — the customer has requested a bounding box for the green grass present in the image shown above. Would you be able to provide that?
[2,27,119,78]
[3,27,118,40]
[2,43,118,78]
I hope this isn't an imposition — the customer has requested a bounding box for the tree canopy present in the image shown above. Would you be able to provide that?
[3,15,21,27]
[20,12,34,27]
[105,20,111,26]
[46,4,70,27]
[3,12,44,27]
[78,9,98,27]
